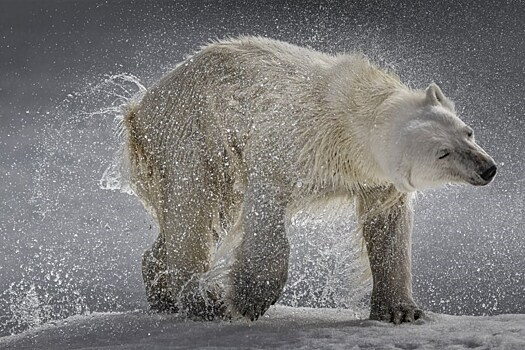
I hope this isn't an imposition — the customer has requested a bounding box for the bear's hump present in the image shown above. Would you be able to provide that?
[200,36,337,71]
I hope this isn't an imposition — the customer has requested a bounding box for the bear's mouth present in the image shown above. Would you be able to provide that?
[468,174,493,186]
[467,164,497,186]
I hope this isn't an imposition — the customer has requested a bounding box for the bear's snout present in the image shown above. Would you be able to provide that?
[464,144,497,186]
[480,164,497,182]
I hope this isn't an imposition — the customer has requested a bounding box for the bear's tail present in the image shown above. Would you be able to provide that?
[100,99,142,195]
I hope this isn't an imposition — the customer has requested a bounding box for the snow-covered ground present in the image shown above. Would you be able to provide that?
[1,306,524,350]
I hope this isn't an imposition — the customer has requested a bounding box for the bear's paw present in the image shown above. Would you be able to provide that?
[229,275,283,321]
[370,302,425,325]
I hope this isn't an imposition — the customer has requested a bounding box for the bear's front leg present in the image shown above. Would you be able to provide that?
[357,189,424,324]
[229,183,290,321]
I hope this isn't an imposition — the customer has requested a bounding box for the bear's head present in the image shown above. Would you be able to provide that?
[373,83,497,193]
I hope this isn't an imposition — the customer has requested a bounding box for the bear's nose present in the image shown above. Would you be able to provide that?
[480,164,497,181]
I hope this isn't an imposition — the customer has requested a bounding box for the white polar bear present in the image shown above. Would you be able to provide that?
[119,37,497,323]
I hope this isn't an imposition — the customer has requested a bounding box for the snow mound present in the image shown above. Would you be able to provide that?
[1,306,524,350]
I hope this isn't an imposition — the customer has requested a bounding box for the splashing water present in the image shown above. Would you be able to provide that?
[0,278,88,335]
[282,206,372,318]
[97,74,146,194]
[1,74,148,336]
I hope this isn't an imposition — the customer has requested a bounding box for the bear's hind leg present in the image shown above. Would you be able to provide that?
[162,179,227,319]
[142,235,174,312]
[141,154,226,319]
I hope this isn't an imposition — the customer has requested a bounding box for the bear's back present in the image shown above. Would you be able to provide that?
[200,36,336,72]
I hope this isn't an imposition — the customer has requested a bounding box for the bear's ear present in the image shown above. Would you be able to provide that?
[425,83,445,106]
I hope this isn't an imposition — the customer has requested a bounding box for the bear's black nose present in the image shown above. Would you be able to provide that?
[480,165,497,181]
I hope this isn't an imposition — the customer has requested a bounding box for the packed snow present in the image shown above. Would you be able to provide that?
[1,306,524,349]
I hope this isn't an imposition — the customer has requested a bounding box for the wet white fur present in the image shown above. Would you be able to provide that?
[121,36,495,321]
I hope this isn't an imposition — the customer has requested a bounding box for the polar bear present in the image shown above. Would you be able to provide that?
[120,37,496,324]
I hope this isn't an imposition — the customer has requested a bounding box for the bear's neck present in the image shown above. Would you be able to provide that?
[297,54,407,196]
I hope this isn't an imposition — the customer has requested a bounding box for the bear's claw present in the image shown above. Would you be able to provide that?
[238,299,273,321]
[229,275,282,321]
[370,303,425,324]
[233,293,273,321]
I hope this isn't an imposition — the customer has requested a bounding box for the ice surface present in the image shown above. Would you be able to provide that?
[1,306,524,350]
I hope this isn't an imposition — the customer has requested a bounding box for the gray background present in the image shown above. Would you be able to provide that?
[1,0,523,336]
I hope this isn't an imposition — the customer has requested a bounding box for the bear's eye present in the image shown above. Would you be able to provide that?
[466,130,473,138]
[438,151,450,159]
